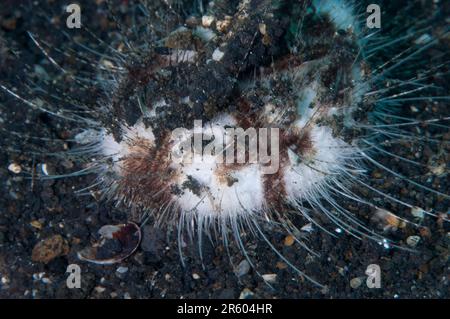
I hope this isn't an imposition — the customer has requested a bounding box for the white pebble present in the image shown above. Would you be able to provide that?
[123,292,131,299]
[212,48,225,61]
[350,277,363,289]
[262,274,277,283]
[8,163,21,174]
[235,260,250,277]
[411,206,425,219]
[202,15,215,27]
[239,288,254,299]
[406,235,421,247]
[1,276,10,284]
[410,105,419,113]
[95,286,106,293]
[116,266,129,274]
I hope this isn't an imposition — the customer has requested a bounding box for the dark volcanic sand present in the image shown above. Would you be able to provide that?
[0,0,448,299]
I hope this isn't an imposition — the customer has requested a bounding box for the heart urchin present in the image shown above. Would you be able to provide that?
[1,0,449,288]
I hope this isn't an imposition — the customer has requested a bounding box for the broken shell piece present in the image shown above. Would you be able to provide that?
[78,222,141,265]
[37,163,53,176]
[30,220,43,230]
[40,163,49,176]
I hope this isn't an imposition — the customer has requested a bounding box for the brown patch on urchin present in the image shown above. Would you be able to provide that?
[263,129,315,208]
[116,135,176,210]
[215,164,243,188]
[259,54,304,77]
[263,166,287,209]
[281,129,316,160]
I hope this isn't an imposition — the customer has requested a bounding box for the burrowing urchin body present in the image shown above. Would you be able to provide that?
[1,0,449,288]
[87,0,367,220]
